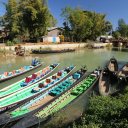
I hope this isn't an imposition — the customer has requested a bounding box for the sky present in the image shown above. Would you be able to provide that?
[0,0,128,29]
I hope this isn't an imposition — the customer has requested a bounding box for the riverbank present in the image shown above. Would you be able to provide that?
[0,42,110,54]
[0,43,86,56]
[0,43,87,51]
[0,43,87,56]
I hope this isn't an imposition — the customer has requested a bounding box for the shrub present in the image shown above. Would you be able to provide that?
[13,38,20,44]
[5,40,14,46]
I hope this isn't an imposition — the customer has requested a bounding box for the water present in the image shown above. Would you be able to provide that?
[0,48,128,128]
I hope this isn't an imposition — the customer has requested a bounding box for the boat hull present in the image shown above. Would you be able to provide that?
[99,69,110,96]
[0,63,42,83]
[0,66,75,113]
[11,70,100,128]
[0,63,59,98]
[0,68,87,126]
[32,49,75,54]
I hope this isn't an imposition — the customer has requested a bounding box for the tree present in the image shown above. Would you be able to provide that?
[69,9,92,41]
[4,0,20,40]
[104,21,113,34]
[112,31,121,39]
[61,7,93,42]
[2,0,56,42]
[118,19,128,37]
[61,7,112,42]
[19,0,56,41]
[63,22,71,42]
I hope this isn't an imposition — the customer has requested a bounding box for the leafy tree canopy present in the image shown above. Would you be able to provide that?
[2,0,56,42]
[61,7,112,41]
[113,19,128,39]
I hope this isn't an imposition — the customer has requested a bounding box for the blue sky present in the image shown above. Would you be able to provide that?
[0,0,128,29]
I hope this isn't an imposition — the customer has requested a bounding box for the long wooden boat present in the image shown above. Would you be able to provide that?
[0,67,87,126]
[11,69,100,128]
[98,57,119,96]
[0,63,59,98]
[99,68,110,96]
[0,60,42,83]
[0,66,75,113]
[32,49,75,54]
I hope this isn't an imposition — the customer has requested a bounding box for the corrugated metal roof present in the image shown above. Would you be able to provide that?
[47,27,63,31]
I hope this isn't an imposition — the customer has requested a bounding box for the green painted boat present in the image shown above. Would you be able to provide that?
[0,64,59,98]
[11,69,100,128]
[0,59,42,83]
[0,67,87,126]
[0,66,75,112]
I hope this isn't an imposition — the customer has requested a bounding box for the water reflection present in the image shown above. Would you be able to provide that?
[112,47,128,52]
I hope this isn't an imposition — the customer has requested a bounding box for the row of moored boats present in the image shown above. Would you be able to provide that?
[0,58,127,127]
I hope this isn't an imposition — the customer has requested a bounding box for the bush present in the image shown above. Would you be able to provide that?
[59,35,65,42]
[13,38,20,44]
[5,40,15,46]
[71,87,128,128]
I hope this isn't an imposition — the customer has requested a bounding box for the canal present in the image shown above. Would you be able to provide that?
[0,47,128,127]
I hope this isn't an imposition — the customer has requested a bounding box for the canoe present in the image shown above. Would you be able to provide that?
[98,68,110,96]
[32,49,75,54]
[0,63,59,98]
[99,57,119,96]
[0,67,87,126]
[11,69,100,128]
[0,66,75,113]
[98,58,119,96]
[0,60,42,83]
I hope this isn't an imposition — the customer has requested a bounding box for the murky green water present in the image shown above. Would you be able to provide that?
[0,47,128,127]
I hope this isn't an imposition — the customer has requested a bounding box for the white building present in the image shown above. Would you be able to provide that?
[43,27,63,43]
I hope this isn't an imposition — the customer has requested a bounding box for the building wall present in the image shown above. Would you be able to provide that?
[43,37,60,43]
